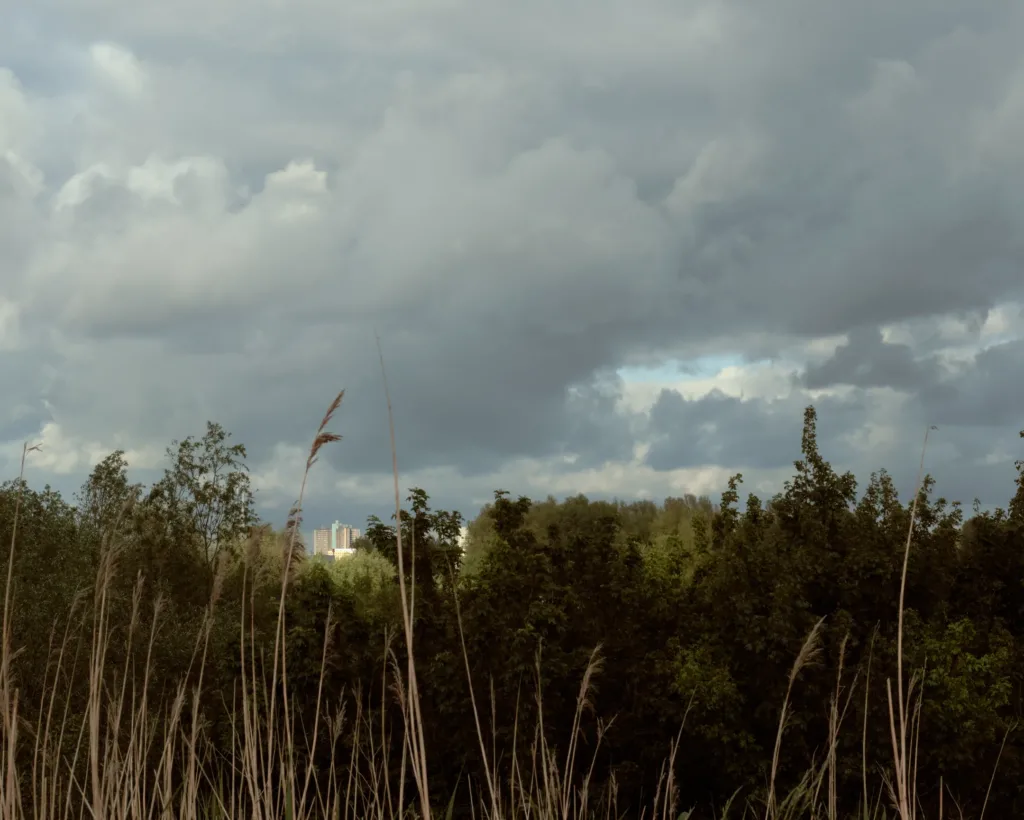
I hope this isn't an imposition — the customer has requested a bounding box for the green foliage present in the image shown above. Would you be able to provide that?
[365,488,464,597]
[317,547,395,591]
[4,408,1024,818]
[147,421,258,569]
[75,449,144,554]
[909,615,1015,770]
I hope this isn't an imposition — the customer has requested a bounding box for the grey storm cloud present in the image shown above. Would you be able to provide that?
[921,339,1024,430]
[2,0,1024,527]
[801,327,944,391]
[644,389,869,473]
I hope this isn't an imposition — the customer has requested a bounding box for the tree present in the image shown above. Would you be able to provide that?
[75,450,144,568]
[365,488,465,593]
[1010,429,1024,522]
[146,422,258,569]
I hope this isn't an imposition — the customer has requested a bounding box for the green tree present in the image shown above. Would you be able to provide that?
[147,421,258,570]
[75,449,144,570]
[365,488,464,595]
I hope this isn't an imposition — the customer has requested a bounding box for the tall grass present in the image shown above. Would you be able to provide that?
[0,404,1013,819]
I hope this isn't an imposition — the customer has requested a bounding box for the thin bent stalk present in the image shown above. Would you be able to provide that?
[1,442,40,820]
[377,334,431,820]
[887,424,935,820]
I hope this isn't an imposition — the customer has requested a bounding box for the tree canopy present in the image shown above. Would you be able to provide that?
[2,407,1023,819]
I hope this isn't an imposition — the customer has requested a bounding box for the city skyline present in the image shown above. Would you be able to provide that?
[312,521,362,559]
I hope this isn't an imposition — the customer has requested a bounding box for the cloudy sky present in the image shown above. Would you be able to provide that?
[2,0,1023,534]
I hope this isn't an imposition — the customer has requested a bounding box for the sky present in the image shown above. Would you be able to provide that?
[2,0,1023,535]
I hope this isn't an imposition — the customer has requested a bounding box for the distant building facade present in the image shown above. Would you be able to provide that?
[312,528,332,556]
[330,521,361,555]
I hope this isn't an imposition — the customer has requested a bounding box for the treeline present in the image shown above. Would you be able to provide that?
[1,408,1023,818]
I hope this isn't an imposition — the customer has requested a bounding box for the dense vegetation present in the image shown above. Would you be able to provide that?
[1,404,1023,819]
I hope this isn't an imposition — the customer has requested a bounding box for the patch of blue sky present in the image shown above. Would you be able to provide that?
[617,353,745,384]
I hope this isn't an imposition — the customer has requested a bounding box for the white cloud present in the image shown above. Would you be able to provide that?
[0,69,34,153]
[665,132,768,220]
[0,298,20,351]
[618,359,798,414]
[3,421,165,477]
[90,42,148,98]
[2,0,1024,528]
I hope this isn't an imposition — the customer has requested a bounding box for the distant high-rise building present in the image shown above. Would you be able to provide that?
[330,521,361,551]
[312,528,331,556]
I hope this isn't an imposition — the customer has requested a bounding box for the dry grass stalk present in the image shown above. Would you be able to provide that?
[860,625,878,820]
[807,632,859,820]
[1,443,40,820]
[978,720,1016,820]
[886,424,935,820]
[376,335,431,820]
[765,615,826,820]
[262,388,344,819]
